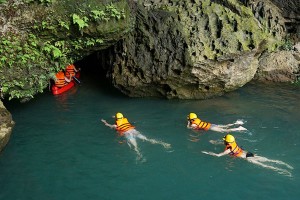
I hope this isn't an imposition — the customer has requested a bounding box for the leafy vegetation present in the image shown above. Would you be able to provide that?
[72,13,89,31]
[0,33,69,100]
[0,1,130,101]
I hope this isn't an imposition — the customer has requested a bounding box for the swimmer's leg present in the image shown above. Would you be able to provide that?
[210,125,247,132]
[127,138,144,161]
[213,120,245,128]
[227,126,247,132]
[126,137,138,150]
[130,129,171,149]
[247,157,293,177]
[125,132,144,161]
[209,124,226,132]
[234,120,245,125]
[146,138,171,148]
[251,155,293,169]
[135,133,171,149]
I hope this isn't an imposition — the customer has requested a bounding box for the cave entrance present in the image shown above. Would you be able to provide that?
[74,50,112,87]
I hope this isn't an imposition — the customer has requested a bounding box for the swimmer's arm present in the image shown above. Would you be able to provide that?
[202,149,231,157]
[186,121,191,128]
[187,122,197,129]
[101,119,117,129]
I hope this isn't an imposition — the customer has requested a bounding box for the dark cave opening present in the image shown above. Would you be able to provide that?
[73,50,114,88]
[75,52,108,82]
[71,49,129,98]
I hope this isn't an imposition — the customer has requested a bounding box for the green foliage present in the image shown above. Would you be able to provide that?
[90,10,107,21]
[105,3,124,20]
[70,3,126,34]
[0,0,7,4]
[62,38,104,61]
[58,21,70,30]
[33,20,57,32]
[72,14,89,33]
[76,3,126,24]
[0,33,69,100]
[0,1,129,101]
[32,2,127,36]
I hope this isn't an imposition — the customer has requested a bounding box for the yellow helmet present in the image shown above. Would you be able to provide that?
[115,112,124,119]
[223,134,235,143]
[188,113,197,120]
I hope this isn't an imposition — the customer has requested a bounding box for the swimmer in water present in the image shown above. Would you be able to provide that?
[202,134,293,177]
[101,112,171,161]
[187,113,247,133]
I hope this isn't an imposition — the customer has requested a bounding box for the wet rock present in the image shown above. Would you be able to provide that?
[270,0,300,35]
[255,51,300,82]
[293,42,300,52]
[0,100,14,153]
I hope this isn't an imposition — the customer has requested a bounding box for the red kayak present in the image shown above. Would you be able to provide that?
[51,73,80,95]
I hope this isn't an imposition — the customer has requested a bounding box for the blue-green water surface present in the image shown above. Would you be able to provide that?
[1,76,300,200]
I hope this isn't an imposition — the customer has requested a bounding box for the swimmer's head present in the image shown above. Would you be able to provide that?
[115,112,124,120]
[187,113,197,120]
[223,134,235,143]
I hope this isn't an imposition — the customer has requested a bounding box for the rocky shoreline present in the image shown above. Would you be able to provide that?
[0,101,14,153]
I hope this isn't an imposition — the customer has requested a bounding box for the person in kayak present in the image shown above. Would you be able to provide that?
[54,71,72,87]
[65,64,80,79]
[186,112,247,133]
[101,112,171,161]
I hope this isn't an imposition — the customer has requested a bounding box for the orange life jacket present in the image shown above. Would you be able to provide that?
[191,118,211,131]
[65,64,76,78]
[225,142,243,157]
[115,118,135,135]
[55,71,67,87]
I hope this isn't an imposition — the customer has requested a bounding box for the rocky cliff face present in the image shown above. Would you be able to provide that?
[254,50,300,82]
[103,0,289,99]
[270,0,300,36]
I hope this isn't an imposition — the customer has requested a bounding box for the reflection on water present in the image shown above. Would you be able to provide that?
[1,79,300,200]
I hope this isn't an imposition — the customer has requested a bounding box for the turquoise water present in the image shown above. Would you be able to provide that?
[1,74,300,200]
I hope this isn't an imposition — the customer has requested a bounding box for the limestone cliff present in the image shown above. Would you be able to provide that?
[271,0,300,36]
[103,0,289,99]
